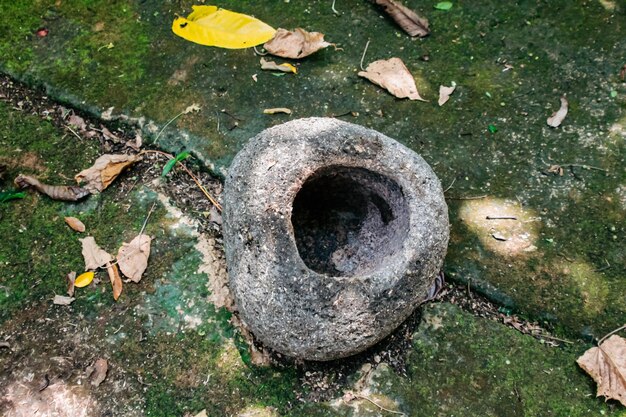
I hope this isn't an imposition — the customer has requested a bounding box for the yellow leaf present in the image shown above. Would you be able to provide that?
[75,271,95,288]
[172,6,276,49]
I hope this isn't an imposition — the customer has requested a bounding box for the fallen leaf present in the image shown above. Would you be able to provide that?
[577,335,626,406]
[547,164,564,176]
[75,154,138,194]
[107,262,123,300]
[263,108,292,115]
[53,295,75,305]
[547,96,568,127]
[87,358,108,387]
[260,58,297,74]
[68,114,87,131]
[79,236,113,270]
[101,126,122,143]
[194,410,208,417]
[371,0,430,37]
[117,234,152,283]
[74,271,95,288]
[172,5,276,49]
[264,28,334,59]
[434,1,453,10]
[14,174,90,201]
[358,57,426,101]
[0,342,10,349]
[183,103,202,114]
[438,84,456,106]
[64,216,86,233]
[66,271,76,296]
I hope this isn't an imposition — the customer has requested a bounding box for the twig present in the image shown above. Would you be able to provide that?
[353,394,405,416]
[557,252,574,263]
[139,202,157,236]
[139,150,221,211]
[443,177,456,193]
[598,324,626,346]
[216,110,220,134]
[360,39,371,71]
[446,194,488,200]
[486,215,517,220]
[153,110,188,144]
[532,332,574,344]
[564,163,607,172]
[594,259,611,272]
[331,0,340,15]
[65,125,83,141]
[253,46,268,56]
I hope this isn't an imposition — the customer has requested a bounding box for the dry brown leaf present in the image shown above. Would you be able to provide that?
[260,57,297,74]
[14,174,90,201]
[577,334,626,406]
[438,84,456,106]
[79,236,113,270]
[547,96,568,127]
[264,108,292,115]
[107,262,123,300]
[87,358,108,387]
[117,234,152,283]
[358,58,426,101]
[68,114,87,131]
[75,154,138,194]
[264,28,333,59]
[64,216,86,233]
[66,271,76,297]
[371,0,430,37]
[53,295,75,305]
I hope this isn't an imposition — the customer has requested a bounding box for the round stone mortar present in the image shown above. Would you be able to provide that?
[223,117,449,361]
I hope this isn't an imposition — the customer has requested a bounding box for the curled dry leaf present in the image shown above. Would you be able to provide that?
[64,216,86,233]
[371,0,430,37]
[547,96,568,127]
[577,335,626,406]
[68,114,87,131]
[260,58,297,74]
[438,84,456,106]
[264,28,334,59]
[66,271,76,297]
[53,295,75,305]
[75,154,138,194]
[358,57,427,101]
[87,358,108,387]
[117,234,152,283]
[107,262,123,301]
[79,236,113,270]
[14,174,90,201]
[264,108,292,115]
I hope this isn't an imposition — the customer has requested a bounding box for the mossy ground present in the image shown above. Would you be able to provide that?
[0,1,625,415]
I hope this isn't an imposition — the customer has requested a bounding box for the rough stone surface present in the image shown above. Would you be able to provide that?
[223,117,449,360]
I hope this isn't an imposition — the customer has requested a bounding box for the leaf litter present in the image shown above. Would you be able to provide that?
[79,236,113,271]
[358,58,427,101]
[264,28,335,59]
[438,83,456,106]
[260,57,297,74]
[14,174,90,201]
[117,234,152,283]
[86,358,109,387]
[75,154,139,194]
[547,96,568,127]
[64,216,86,233]
[370,0,430,37]
[577,333,626,406]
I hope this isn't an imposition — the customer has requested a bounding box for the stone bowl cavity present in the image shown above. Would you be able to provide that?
[223,117,449,361]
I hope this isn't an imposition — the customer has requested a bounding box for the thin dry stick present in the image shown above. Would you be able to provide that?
[353,394,405,416]
[360,39,371,71]
[446,194,488,200]
[486,215,517,220]
[65,125,83,141]
[443,177,456,193]
[140,150,222,211]
[598,324,626,346]
[532,332,574,344]
[153,109,192,144]
[564,163,607,172]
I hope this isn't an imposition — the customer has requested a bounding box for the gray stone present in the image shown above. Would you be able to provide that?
[223,118,449,361]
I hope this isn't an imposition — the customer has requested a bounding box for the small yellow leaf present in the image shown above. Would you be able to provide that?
[75,271,95,288]
[172,6,276,49]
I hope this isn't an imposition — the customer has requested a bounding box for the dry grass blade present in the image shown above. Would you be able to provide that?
[371,0,430,37]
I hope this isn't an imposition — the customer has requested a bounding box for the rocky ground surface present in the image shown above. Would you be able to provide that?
[0,1,624,416]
